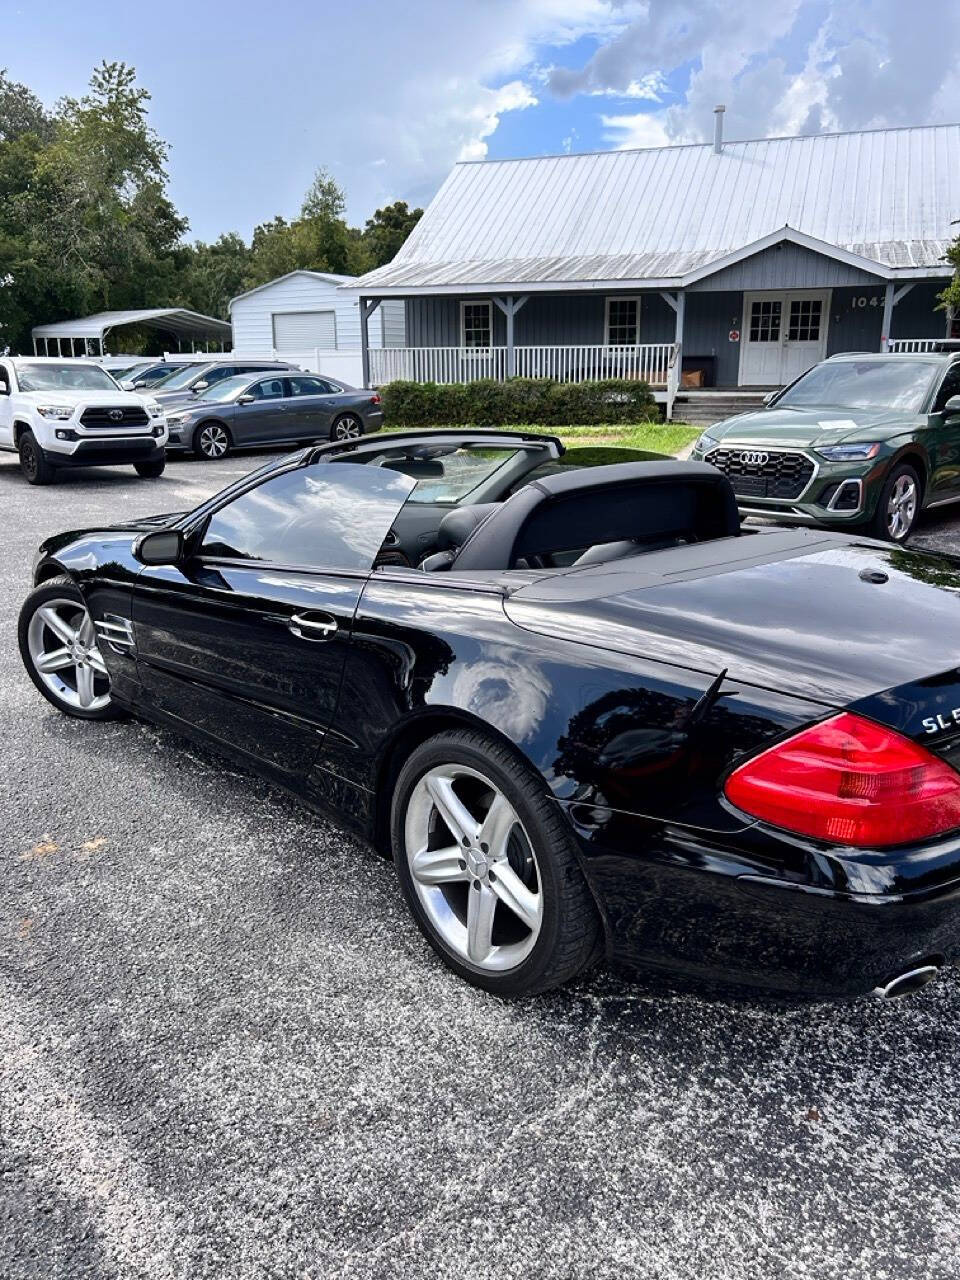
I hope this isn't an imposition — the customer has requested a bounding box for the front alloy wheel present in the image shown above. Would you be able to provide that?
[869,462,921,542]
[195,422,230,459]
[19,578,119,719]
[331,415,363,441]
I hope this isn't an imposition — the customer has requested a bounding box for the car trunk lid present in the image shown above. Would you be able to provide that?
[504,530,960,711]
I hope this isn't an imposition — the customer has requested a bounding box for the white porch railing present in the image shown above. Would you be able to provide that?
[369,343,678,387]
[887,338,960,352]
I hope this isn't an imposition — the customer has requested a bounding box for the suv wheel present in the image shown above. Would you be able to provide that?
[868,462,921,542]
[331,415,363,441]
[19,430,56,485]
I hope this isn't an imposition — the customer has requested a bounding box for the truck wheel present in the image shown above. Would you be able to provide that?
[19,431,56,485]
[134,457,166,478]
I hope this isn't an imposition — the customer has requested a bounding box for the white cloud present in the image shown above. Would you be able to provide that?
[601,111,671,149]
[456,80,539,162]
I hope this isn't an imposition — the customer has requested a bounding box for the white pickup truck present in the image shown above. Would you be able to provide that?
[0,357,168,485]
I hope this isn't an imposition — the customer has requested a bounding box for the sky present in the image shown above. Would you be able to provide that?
[4,0,959,244]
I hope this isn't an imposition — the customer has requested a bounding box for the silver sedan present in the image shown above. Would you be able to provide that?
[165,372,385,459]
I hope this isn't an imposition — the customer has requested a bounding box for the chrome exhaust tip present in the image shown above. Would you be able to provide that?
[871,964,940,1000]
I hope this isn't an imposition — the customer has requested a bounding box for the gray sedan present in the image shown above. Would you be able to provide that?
[164,373,385,459]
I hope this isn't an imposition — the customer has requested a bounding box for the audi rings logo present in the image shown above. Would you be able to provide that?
[108,408,125,422]
[738,450,769,467]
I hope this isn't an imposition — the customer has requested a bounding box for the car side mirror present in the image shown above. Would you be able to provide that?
[943,395,960,418]
[236,394,255,405]
[135,529,184,566]
[762,391,777,406]
[0,381,9,397]
[192,380,209,393]
[133,379,147,388]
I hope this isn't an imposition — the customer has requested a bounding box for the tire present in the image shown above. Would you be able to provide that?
[867,461,921,542]
[134,456,166,478]
[18,430,56,485]
[391,729,602,996]
[194,421,231,459]
[18,576,123,721]
[330,414,363,442]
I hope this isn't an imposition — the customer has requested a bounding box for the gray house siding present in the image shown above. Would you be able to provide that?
[890,282,947,339]
[405,296,506,346]
[514,293,605,344]
[688,242,883,292]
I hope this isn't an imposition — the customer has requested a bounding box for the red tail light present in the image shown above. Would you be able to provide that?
[724,712,960,847]
[370,394,381,405]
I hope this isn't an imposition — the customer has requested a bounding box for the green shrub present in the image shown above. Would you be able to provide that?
[380,376,657,428]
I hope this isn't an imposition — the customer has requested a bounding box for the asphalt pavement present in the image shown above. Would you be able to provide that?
[2,449,960,1280]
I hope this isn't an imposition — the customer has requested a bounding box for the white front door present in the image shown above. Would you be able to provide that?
[739,291,830,386]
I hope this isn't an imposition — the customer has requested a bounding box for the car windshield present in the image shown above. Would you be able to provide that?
[199,375,257,403]
[346,445,523,504]
[17,363,120,392]
[776,359,936,412]
[152,364,211,391]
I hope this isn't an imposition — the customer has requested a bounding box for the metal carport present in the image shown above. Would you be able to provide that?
[31,308,231,356]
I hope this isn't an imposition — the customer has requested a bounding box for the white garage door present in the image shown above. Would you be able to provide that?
[271,310,337,352]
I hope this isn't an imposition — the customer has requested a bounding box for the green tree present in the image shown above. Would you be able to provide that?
[361,200,423,268]
[939,235,960,316]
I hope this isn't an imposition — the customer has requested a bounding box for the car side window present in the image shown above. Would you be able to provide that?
[198,463,416,568]
[248,377,285,400]
[933,366,960,413]
[288,376,326,396]
[203,366,236,387]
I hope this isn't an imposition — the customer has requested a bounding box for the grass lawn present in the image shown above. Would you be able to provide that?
[384,421,700,457]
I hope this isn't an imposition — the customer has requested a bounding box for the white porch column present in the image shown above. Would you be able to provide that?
[658,290,685,419]
[881,282,916,351]
[492,295,529,377]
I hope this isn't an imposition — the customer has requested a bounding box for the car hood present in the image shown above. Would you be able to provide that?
[705,404,916,448]
[17,388,150,408]
[504,529,960,709]
[37,510,183,561]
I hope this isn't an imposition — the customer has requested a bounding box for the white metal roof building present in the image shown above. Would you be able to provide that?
[32,308,232,356]
[348,120,960,397]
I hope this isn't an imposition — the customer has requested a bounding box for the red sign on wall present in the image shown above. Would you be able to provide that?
[728,329,740,342]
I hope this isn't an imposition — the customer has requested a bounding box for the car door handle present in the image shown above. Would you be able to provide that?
[288,612,338,640]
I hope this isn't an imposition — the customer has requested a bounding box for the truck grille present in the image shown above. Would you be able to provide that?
[705,447,815,500]
[80,405,150,428]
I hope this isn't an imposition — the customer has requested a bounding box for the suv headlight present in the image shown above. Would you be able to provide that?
[146,400,164,419]
[816,442,881,461]
[37,405,74,420]
[693,430,720,456]
[166,413,185,426]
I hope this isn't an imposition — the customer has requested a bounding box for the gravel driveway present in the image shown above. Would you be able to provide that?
[3,451,960,1280]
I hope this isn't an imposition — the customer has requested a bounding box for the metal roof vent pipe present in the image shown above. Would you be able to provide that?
[714,105,725,154]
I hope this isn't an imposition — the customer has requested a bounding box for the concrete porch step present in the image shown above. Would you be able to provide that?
[673,388,772,428]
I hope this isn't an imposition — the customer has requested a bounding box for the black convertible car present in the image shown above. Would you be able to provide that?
[18,430,960,1001]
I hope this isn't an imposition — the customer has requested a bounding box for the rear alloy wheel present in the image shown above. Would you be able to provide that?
[19,430,56,485]
[392,730,601,995]
[331,414,363,441]
[18,577,121,720]
[869,462,921,542]
[195,422,231,460]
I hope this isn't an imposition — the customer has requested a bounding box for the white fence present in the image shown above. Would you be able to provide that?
[887,338,960,353]
[228,348,365,385]
[369,343,677,388]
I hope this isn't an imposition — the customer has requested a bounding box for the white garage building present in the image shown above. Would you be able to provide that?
[229,270,405,385]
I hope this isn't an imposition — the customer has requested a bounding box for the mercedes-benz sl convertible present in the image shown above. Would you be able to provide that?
[18,430,960,1001]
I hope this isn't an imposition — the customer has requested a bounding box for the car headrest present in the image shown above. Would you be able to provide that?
[451,461,740,572]
[437,502,501,550]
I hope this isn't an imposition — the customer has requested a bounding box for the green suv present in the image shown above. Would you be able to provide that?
[689,351,960,541]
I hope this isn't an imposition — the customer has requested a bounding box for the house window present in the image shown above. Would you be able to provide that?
[787,298,822,342]
[605,297,641,346]
[748,299,781,342]
[461,301,492,349]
